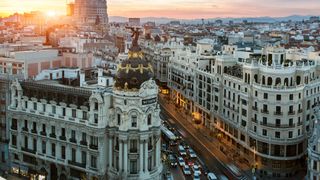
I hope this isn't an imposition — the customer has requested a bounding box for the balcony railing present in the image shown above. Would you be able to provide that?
[80,140,87,146]
[68,160,86,168]
[69,138,77,144]
[288,111,295,115]
[49,133,56,138]
[40,131,47,136]
[261,109,269,114]
[31,129,37,134]
[252,106,257,111]
[21,147,36,154]
[298,109,303,113]
[22,127,28,132]
[89,144,98,150]
[251,118,257,123]
[11,126,17,130]
[59,136,66,141]
[260,122,295,128]
[274,111,283,116]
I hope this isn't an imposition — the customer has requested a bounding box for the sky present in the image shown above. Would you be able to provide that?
[0,0,320,19]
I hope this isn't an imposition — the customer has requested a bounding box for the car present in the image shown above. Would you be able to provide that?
[183,165,192,175]
[193,172,201,180]
[187,160,194,167]
[207,172,218,180]
[178,145,187,156]
[178,157,185,166]
[180,142,190,149]
[192,165,201,175]
[218,175,228,180]
[162,143,167,150]
[168,126,175,131]
[188,148,197,158]
[202,165,209,175]
[168,154,177,167]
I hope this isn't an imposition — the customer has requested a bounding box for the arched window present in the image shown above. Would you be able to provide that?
[131,115,137,127]
[275,78,281,86]
[267,77,272,86]
[147,114,152,125]
[284,78,289,86]
[262,76,265,85]
[254,74,258,83]
[296,76,301,85]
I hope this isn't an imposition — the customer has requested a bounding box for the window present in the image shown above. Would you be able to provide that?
[313,160,317,170]
[52,143,56,157]
[24,136,28,148]
[72,109,76,118]
[32,122,37,132]
[51,126,55,135]
[254,126,257,132]
[264,93,268,99]
[33,102,37,110]
[132,115,137,127]
[130,160,137,174]
[33,138,37,151]
[24,120,28,129]
[43,104,46,112]
[11,118,17,130]
[42,141,46,154]
[289,94,293,100]
[147,114,152,125]
[263,117,267,125]
[83,111,87,120]
[275,132,280,138]
[62,108,66,116]
[25,101,28,109]
[71,148,76,161]
[288,131,293,138]
[61,128,65,137]
[42,124,46,133]
[276,119,281,126]
[71,130,76,139]
[82,151,86,164]
[52,106,56,114]
[117,114,121,125]
[262,129,267,136]
[91,155,97,168]
[11,135,17,146]
[61,146,65,159]
[94,114,98,124]
[276,95,281,101]
[289,119,293,126]
[130,140,137,153]
[82,132,87,142]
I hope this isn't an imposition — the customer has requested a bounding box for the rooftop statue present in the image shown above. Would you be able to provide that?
[126,27,141,47]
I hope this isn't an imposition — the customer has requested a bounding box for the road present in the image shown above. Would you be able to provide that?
[159,94,251,180]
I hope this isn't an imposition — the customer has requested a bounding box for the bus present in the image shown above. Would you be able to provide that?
[161,126,177,146]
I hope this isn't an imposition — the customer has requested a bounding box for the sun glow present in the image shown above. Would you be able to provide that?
[46,11,56,17]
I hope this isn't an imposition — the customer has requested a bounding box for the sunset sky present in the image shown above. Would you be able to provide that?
[0,0,319,19]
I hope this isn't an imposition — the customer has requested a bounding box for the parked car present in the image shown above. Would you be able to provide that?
[178,157,185,166]
[183,165,192,175]
[218,174,229,180]
[193,172,201,180]
[192,165,201,175]
[207,172,218,180]
[202,165,209,175]
[178,145,187,156]
[188,148,197,158]
[168,154,177,167]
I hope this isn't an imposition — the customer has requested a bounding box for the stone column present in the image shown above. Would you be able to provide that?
[144,141,148,172]
[155,136,160,167]
[108,136,113,168]
[139,141,144,173]
[119,141,123,171]
[123,140,128,173]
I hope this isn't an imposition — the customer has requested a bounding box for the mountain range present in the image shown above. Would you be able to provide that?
[109,15,316,24]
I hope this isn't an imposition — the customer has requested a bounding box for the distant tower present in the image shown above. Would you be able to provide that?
[74,0,108,26]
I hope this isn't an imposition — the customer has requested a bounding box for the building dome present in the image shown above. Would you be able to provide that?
[114,44,154,90]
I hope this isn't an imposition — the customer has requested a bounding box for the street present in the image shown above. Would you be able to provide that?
[159,94,251,180]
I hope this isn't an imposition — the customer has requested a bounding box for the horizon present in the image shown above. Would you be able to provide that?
[0,0,319,19]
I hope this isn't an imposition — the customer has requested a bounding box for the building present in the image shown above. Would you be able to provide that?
[74,0,108,26]
[167,45,320,178]
[308,105,320,180]
[128,18,141,27]
[7,37,162,179]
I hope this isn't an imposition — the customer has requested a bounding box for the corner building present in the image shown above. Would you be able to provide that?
[7,43,162,179]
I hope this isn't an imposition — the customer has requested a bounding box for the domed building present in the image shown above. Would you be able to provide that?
[308,106,320,180]
[107,29,163,179]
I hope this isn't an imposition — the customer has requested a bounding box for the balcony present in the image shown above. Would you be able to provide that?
[69,138,77,144]
[298,109,303,113]
[89,144,98,150]
[288,111,295,115]
[22,127,28,132]
[68,160,86,168]
[40,131,47,136]
[21,147,36,154]
[80,140,87,146]
[260,122,295,128]
[31,129,37,134]
[261,109,269,114]
[274,111,283,116]
[49,133,56,138]
[130,149,138,153]
[252,106,257,111]
[59,136,66,141]
[11,125,17,130]
[251,118,257,123]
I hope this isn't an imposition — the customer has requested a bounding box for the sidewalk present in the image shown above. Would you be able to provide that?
[159,95,253,179]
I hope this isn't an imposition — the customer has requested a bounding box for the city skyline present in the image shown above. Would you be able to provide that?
[0,0,320,19]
